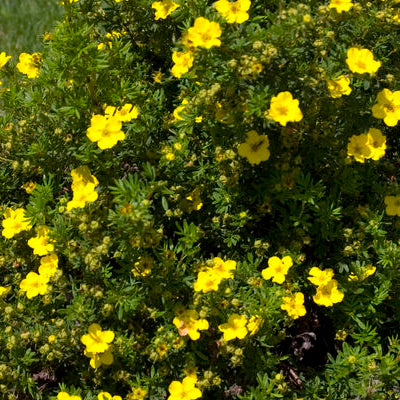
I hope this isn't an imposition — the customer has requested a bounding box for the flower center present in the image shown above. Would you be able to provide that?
[251,140,265,152]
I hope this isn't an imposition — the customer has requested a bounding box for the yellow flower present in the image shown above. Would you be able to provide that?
[81,323,115,354]
[211,257,236,280]
[84,348,114,368]
[0,52,11,69]
[66,166,99,211]
[366,128,386,160]
[362,265,376,279]
[153,71,163,83]
[327,75,352,98]
[247,315,263,335]
[193,270,222,293]
[132,256,153,277]
[307,267,335,287]
[328,0,353,13]
[27,226,54,256]
[261,256,293,284]
[57,392,81,400]
[267,91,303,126]
[238,130,270,165]
[0,286,11,298]
[104,103,139,122]
[167,376,202,400]
[173,98,189,121]
[38,254,59,279]
[313,279,344,307]
[20,272,49,299]
[1,208,32,239]
[372,88,400,127]
[16,52,42,79]
[127,387,147,400]
[384,195,400,216]
[281,292,306,319]
[218,314,248,341]
[98,392,122,400]
[215,0,251,24]
[347,134,371,163]
[48,335,56,343]
[87,114,125,149]
[21,181,37,193]
[187,17,222,49]
[171,51,195,79]
[151,0,180,20]
[346,47,381,75]
[67,184,99,211]
[173,308,209,340]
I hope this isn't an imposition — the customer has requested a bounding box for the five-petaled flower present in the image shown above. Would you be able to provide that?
[267,91,303,126]
[2,207,32,239]
[187,17,222,49]
[28,226,54,256]
[81,323,115,354]
[218,313,248,341]
[372,88,400,127]
[346,47,381,75]
[20,271,49,299]
[238,130,270,165]
[87,114,125,149]
[16,52,42,78]
[261,256,293,284]
[215,0,251,24]
[167,376,202,400]
[281,292,306,319]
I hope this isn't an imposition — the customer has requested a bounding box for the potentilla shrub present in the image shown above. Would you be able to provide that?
[1,0,400,399]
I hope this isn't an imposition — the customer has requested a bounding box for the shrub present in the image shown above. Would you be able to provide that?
[1,0,400,399]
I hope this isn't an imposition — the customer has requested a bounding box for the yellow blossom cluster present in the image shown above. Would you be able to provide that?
[97,30,127,50]
[81,323,115,368]
[66,166,99,211]
[86,103,138,149]
[308,267,344,307]
[193,257,236,293]
[20,254,59,299]
[347,128,386,163]
[218,314,262,341]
